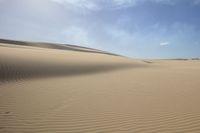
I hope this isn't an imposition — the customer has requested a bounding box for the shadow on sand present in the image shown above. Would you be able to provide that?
[0,61,144,82]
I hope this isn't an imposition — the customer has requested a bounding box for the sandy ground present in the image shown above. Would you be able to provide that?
[0,40,200,133]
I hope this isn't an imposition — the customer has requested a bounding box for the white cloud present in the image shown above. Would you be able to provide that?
[193,0,200,5]
[50,0,100,11]
[50,0,176,11]
[160,42,169,46]
[51,0,65,4]
[112,0,175,6]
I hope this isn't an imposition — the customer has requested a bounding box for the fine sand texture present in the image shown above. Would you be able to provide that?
[1,39,200,133]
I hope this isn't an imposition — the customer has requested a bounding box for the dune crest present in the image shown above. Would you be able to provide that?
[0,39,144,82]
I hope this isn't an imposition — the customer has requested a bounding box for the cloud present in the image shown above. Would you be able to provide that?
[51,0,65,4]
[50,0,101,11]
[0,0,4,3]
[193,0,200,5]
[1,0,199,58]
[160,42,169,46]
[50,0,176,11]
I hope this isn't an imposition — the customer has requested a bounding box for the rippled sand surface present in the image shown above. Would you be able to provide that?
[1,40,200,133]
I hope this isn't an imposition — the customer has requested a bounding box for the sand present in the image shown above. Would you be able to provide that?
[1,40,200,133]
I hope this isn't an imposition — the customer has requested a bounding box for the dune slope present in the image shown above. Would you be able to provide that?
[1,40,200,133]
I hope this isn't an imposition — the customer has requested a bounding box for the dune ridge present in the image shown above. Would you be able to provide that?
[1,39,200,133]
[0,40,144,82]
[0,38,119,56]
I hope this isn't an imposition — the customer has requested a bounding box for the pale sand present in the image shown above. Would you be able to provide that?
[0,40,200,133]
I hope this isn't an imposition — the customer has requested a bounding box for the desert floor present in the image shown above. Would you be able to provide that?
[1,40,200,133]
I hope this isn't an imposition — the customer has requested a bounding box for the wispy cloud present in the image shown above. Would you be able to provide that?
[50,0,101,11]
[193,0,200,5]
[160,42,169,46]
[1,0,200,58]
[50,0,176,11]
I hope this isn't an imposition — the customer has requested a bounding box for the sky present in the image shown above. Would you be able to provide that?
[0,0,200,58]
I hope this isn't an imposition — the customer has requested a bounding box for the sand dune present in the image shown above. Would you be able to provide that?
[0,40,140,82]
[0,39,119,56]
[1,40,200,132]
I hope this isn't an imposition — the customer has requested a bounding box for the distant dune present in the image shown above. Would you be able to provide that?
[1,39,200,132]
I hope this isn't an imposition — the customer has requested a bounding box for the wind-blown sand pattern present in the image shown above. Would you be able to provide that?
[1,39,200,133]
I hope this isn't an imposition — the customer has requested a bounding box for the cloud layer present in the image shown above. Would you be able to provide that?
[0,0,200,58]
[50,0,177,10]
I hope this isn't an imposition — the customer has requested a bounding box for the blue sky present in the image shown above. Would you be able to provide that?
[0,0,200,58]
